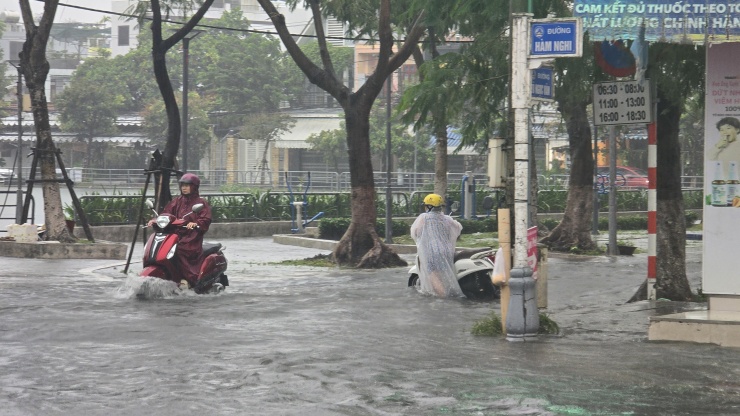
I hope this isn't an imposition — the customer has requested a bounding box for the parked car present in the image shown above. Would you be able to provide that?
[596,166,649,189]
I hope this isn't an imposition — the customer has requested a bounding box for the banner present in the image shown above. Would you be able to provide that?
[574,1,740,43]
[703,42,740,295]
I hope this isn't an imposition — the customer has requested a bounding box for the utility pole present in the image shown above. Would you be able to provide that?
[8,61,23,224]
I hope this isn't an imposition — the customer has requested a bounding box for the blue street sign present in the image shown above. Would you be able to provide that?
[532,67,554,100]
[531,21,579,56]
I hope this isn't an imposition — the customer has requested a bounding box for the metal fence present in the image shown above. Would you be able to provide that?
[538,174,704,190]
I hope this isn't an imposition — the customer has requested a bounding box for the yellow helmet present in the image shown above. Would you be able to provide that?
[423,193,444,207]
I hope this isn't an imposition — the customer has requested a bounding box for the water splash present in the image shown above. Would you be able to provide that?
[115,275,181,299]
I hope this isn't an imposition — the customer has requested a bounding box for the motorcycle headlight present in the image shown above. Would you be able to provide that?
[156,215,171,229]
[166,243,177,260]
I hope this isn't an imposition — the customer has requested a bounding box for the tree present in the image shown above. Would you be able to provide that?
[235,112,295,184]
[256,0,425,267]
[56,65,126,169]
[539,37,603,252]
[306,128,346,173]
[307,106,434,173]
[190,9,295,132]
[142,91,213,165]
[130,0,215,211]
[18,0,75,242]
[629,43,704,302]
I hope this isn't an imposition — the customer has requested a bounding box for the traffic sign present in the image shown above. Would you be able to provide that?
[532,67,554,101]
[592,80,653,126]
[530,19,582,58]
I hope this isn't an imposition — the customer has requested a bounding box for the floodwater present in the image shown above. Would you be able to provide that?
[1,238,739,415]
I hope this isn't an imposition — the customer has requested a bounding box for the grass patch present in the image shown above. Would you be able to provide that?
[471,311,559,336]
[471,311,503,336]
[277,253,336,267]
[393,232,499,249]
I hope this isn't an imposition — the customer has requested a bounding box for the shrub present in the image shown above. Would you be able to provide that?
[318,217,410,240]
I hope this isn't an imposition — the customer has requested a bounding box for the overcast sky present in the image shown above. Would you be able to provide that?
[0,0,113,24]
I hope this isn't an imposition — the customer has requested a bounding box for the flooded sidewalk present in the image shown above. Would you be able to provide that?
[1,236,736,416]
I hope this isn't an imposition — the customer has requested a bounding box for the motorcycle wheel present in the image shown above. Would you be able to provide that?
[408,274,420,288]
[458,271,500,301]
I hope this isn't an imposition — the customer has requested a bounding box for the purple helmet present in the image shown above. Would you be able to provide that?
[178,173,201,192]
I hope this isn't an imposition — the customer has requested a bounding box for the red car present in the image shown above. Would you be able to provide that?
[596,166,649,189]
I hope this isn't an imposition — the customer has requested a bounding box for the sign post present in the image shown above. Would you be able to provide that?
[504,15,581,341]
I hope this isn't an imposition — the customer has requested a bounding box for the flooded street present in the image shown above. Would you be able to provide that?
[1,238,739,415]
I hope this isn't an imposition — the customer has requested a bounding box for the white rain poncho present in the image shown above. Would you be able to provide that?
[410,211,465,298]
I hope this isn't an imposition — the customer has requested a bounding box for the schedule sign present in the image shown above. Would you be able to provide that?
[530,20,580,57]
[592,80,653,126]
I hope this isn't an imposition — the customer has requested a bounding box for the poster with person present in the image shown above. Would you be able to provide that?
[703,42,740,295]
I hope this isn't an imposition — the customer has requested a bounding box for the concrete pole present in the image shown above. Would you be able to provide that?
[511,14,531,267]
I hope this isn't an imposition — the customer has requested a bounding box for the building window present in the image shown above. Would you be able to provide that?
[118,25,130,46]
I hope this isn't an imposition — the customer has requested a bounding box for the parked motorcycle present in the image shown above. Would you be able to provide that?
[141,200,228,294]
[407,247,500,301]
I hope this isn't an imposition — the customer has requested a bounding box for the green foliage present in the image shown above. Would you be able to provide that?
[471,311,503,336]
[458,218,497,233]
[318,217,410,240]
[538,313,560,335]
[540,212,700,232]
[538,189,704,213]
[471,312,559,337]
[306,128,346,173]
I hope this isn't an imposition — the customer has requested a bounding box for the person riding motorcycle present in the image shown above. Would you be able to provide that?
[410,194,465,298]
[147,173,212,289]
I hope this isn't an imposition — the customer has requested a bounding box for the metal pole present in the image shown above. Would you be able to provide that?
[10,62,23,224]
[608,125,618,255]
[592,125,600,234]
[179,30,203,173]
[385,75,392,244]
[182,36,190,172]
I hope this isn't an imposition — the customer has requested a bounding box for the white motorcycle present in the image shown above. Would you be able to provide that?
[407,247,500,301]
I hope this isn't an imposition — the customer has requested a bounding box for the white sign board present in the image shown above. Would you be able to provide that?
[592,80,653,126]
[703,42,740,295]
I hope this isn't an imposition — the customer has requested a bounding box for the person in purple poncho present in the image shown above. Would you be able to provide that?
[147,173,212,289]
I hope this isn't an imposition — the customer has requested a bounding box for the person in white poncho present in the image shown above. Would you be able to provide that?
[410,194,465,298]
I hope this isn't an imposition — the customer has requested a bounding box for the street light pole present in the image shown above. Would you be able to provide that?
[8,61,23,224]
[181,30,203,172]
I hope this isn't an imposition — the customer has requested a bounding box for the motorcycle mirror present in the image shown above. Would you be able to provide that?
[192,203,204,213]
[450,201,460,212]
[145,199,154,209]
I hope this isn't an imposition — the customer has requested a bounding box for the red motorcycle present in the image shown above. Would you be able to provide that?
[141,200,228,294]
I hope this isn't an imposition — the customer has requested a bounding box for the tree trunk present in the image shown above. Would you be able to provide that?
[433,124,448,197]
[629,92,692,302]
[145,0,214,211]
[19,0,74,243]
[257,0,423,267]
[333,105,406,268]
[540,100,597,252]
[151,42,178,211]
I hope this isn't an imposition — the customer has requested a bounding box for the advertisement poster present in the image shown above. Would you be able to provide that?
[703,42,740,294]
[574,1,740,43]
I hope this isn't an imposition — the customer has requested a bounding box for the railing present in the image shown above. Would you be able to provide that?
[538,174,705,191]
[0,191,36,233]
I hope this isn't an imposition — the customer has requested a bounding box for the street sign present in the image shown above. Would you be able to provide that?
[532,67,554,101]
[530,19,582,58]
[592,80,653,126]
